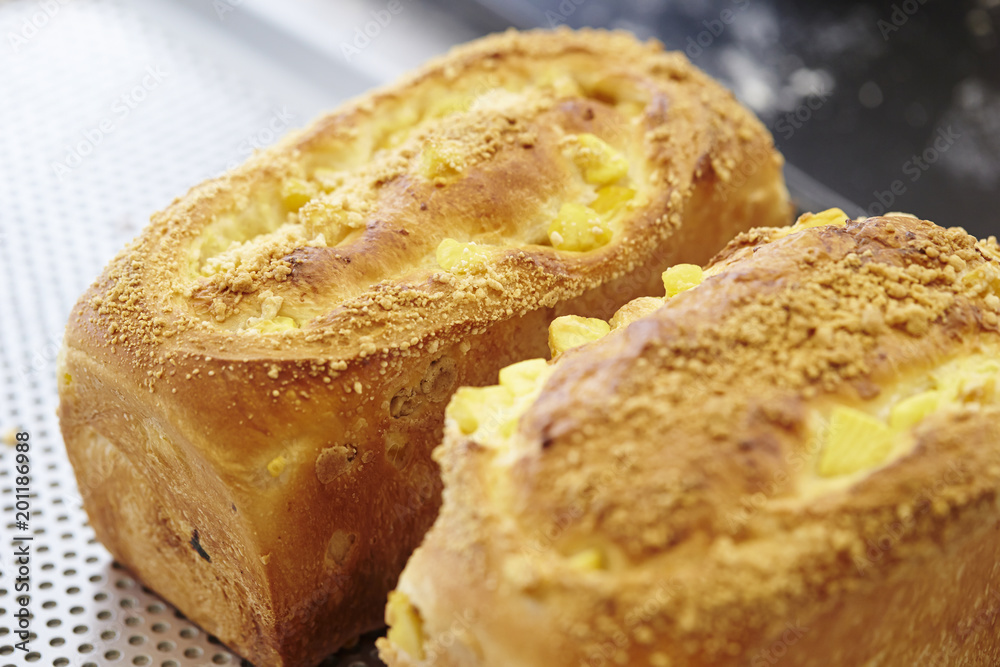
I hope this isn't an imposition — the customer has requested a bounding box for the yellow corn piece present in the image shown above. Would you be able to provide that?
[436,238,492,273]
[449,359,554,443]
[549,202,613,251]
[548,315,611,357]
[421,141,464,179]
[662,264,704,298]
[610,296,663,330]
[775,208,849,239]
[569,133,629,185]
[386,591,425,661]
[498,412,524,439]
[590,185,635,215]
[568,547,606,571]
[447,385,514,435]
[796,208,848,229]
[889,391,940,431]
[281,178,318,211]
[818,406,895,477]
[961,264,1000,295]
[266,455,287,478]
[498,358,550,397]
[248,316,298,333]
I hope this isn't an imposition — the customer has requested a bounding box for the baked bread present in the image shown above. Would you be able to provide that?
[380,211,1000,667]
[57,28,789,666]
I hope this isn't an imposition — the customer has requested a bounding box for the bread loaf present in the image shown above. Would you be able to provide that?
[57,28,789,666]
[381,212,1000,667]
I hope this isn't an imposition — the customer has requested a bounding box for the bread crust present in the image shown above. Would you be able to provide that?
[57,28,788,666]
[382,215,1000,667]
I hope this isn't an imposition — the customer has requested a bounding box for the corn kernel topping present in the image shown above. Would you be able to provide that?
[817,406,894,477]
[281,178,318,211]
[435,238,493,273]
[568,547,606,571]
[548,315,611,357]
[549,202,612,251]
[568,133,629,185]
[662,264,703,298]
[386,591,425,660]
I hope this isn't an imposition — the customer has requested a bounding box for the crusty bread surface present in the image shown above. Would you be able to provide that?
[57,28,789,666]
[380,214,1000,667]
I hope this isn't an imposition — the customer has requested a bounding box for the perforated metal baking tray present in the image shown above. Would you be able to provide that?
[0,2,855,665]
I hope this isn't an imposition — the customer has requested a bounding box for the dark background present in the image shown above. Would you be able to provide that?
[436,0,1000,238]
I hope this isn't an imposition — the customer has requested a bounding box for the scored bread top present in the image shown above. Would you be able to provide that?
[509,216,1000,554]
[400,214,1000,665]
[74,28,781,373]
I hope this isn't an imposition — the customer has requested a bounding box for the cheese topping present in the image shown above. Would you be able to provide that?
[548,315,611,357]
[815,354,1000,478]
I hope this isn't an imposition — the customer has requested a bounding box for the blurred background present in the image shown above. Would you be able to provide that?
[0,1,998,666]
[455,0,1000,234]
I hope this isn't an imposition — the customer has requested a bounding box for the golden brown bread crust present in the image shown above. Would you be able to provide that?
[57,28,789,666]
[381,215,1000,667]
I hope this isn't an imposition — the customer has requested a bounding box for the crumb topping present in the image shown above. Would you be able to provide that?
[70,27,781,396]
[408,215,1000,665]
[519,216,1000,558]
